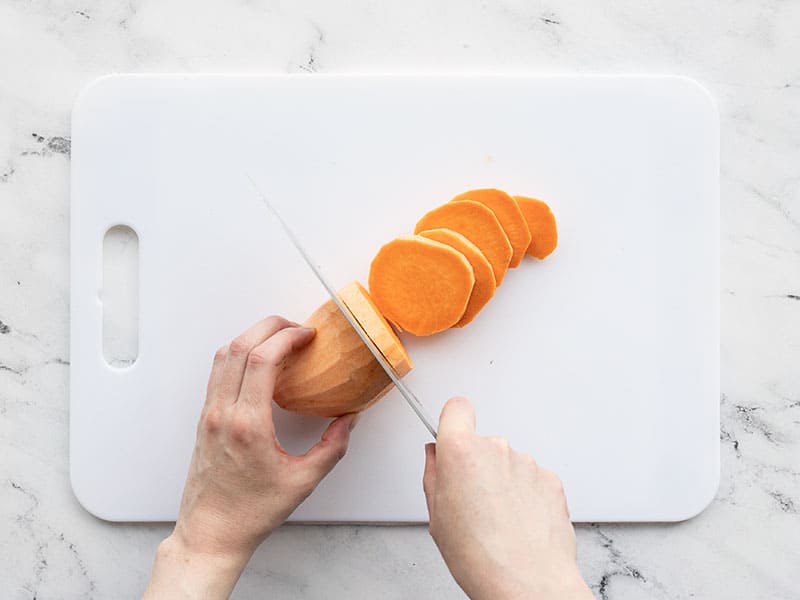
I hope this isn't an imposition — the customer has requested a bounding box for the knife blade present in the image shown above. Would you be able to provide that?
[246,174,438,439]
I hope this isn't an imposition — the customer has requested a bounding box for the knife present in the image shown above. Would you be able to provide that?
[246,174,438,439]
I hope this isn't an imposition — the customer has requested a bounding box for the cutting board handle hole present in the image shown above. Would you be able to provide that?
[102,225,139,368]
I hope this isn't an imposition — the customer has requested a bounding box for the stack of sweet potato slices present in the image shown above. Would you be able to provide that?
[369,188,558,336]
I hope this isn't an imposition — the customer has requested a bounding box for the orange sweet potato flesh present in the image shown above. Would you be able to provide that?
[452,188,532,268]
[339,281,413,375]
[418,228,496,327]
[414,200,512,286]
[513,196,558,259]
[369,235,475,336]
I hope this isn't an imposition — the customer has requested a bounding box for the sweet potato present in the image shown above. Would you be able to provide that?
[417,228,496,327]
[369,235,475,336]
[513,196,558,259]
[274,281,413,417]
[414,200,512,285]
[452,188,531,268]
[339,281,412,374]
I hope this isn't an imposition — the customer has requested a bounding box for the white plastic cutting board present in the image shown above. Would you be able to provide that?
[70,75,719,523]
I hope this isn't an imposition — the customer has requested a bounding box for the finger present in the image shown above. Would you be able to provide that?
[422,442,437,517]
[219,316,294,400]
[238,326,316,411]
[513,452,540,493]
[203,344,229,411]
[436,396,476,440]
[196,344,230,437]
[295,413,357,488]
[553,472,571,521]
[540,468,570,520]
[516,451,539,472]
[485,435,512,455]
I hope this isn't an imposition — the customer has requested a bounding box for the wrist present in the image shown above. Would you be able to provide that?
[542,574,594,600]
[143,534,253,599]
[161,532,254,576]
[529,571,594,600]
[493,567,593,600]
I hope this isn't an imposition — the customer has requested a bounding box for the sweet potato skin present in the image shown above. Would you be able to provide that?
[274,281,413,417]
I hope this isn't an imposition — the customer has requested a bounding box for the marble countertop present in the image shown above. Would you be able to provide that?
[1,1,798,598]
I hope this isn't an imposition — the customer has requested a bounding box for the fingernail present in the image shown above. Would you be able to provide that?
[347,412,361,432]
[300,326,316,334]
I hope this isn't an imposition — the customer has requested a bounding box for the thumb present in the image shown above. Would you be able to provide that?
[437,396,476,440]
[298,412,359,486]
[422,442,437,517]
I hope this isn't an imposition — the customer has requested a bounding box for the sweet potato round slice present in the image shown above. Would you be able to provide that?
[417,228,496,328]
[452,188,532,268]
[369,236,475,336]
[514,196,558,259]
[339,281,413,375]
[414,200,512,286]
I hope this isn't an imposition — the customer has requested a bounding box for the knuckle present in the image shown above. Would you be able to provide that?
[202,408,223,435]
[254,345,286,368]
[213,345,228,362]
[554,483,566,500]
[229,414,254,445]
[264,315,290,329]
[321,437,349,466]
[228,336,252,358]
[246,349,268,367]
[334,441,348,462]
[520,452,539,469]
[542,469,565,495]
[487,435,510,452]
[264,345,288,366]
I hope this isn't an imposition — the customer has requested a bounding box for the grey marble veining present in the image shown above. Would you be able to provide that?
[1,0,798,598]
